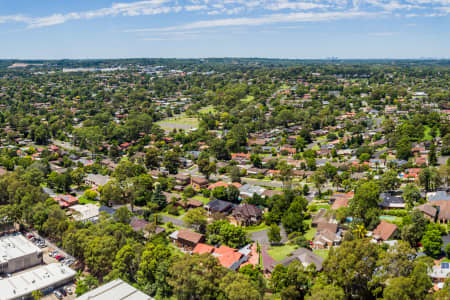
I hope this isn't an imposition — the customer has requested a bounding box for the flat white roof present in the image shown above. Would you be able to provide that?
[70,204,99,221]
[0,235,42,264]
[0,263,76,300]
[77,279,153,300]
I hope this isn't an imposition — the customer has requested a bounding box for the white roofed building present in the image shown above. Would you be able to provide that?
[0,263,76,300]
[0,234,43,273]
[77,279,153,300]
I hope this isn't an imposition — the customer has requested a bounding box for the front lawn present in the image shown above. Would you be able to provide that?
[243,223,269,233]
[78,196,98,205]
[240,95,255,103]
[192,195,211,205]
[267,244,298,261]
[314,249,329,259]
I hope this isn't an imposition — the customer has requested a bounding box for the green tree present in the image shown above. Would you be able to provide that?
[419,167,442,192]
[32,290,43,300]
[219,272,262,300]
[324,239,379,298]
[84,235,118,278]
[145,147,160,170]
[349,181,380,226]
[163,150,181,174]
[168,254,226,300]
[402,183,421,209]
[113,206,132,224]
[267,223,282,244]
[136,242,172,298]
[421,224,443,257]
[183,207,208,233]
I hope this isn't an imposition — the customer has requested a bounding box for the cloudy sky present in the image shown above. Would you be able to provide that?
[0,0,449,59]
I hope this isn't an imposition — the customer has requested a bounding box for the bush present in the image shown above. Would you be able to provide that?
[382,209,408,217]
[201,189,211,198]
[166,204,179,216]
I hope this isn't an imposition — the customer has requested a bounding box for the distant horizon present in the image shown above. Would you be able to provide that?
[1,57,450,61]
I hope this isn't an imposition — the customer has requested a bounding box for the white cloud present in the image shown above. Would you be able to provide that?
[185,5,209,11]
[267,1,328,11]
[369,31,397,36]
[127,10,378,32]
[0,0,181,28]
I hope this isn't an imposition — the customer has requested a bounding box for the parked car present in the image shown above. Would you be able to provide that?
[64,286,73,295]
[54,290,63,300]
[59,288,67,296]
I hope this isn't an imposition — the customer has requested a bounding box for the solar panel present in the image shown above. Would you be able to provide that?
[441,263,449,269]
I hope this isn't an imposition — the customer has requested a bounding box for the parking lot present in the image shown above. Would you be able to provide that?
[15,232,77,299]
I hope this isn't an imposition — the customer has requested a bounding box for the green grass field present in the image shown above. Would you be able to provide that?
[156,115,199,131]
[314,249,329,259]
[240,95,255,103]
[78,196,98,205]
[199,106,217,114]
[192,195,211,205]
[423,125,440,141]
[280,84,290,89]
[267,244,298,261]
[243,223,269,233]
[304,219,317,240]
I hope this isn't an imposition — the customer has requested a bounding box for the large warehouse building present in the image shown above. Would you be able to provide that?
[77,279,154,300]
[0,234,43,274]
[0,263,76,300]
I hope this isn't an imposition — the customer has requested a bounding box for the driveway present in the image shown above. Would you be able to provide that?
[160,214,185,227]
[250,225,288,246]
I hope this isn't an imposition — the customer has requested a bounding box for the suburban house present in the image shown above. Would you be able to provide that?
[191,177,209,191]
[429,263,450,287]
[205,199,234,215]
[330,191,353,210]
[55,195,79,208]
[85,174,110,187]
[266,248,324,274]
[239,184,266,199]
[69,204,100,223]
[229,204,263,226]
[169,229,205,251]
[379,193,406,209]
[313,222,342,249]
[193,244,249,270]
[415,204,438,222]
[371,221,398,242]
[175,174,190,186]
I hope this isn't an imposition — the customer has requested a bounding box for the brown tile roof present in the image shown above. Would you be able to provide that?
[415,204,437,218]
[373,221,397,241]
[331,198,349,210]
[232,204,262,219]
[317,222,338,234]
[177,229,204,244]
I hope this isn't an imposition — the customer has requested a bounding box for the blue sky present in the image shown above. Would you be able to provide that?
[0,0,449,59]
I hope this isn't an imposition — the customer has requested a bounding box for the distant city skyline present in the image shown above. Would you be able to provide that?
[0,0,449,59]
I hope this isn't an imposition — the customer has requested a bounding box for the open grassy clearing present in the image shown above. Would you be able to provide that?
[243,223,270,233]
[314,249,329,259]
[199,106,217,114]
[156,116,199,131]
[267,244,298,261]
[192,195,211,205]
[240,95,255,103]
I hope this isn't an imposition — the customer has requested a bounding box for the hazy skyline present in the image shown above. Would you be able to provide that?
[0,0,449,59]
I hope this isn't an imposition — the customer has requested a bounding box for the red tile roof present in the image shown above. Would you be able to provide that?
[373,221,397,241]
[193,243,215,254]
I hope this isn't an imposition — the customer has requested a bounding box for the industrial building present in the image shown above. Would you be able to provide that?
[0,234,43,274]
[77,279,153,300]
[0,263,76,300]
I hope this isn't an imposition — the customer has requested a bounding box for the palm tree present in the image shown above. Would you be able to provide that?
[32,290,43,300]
